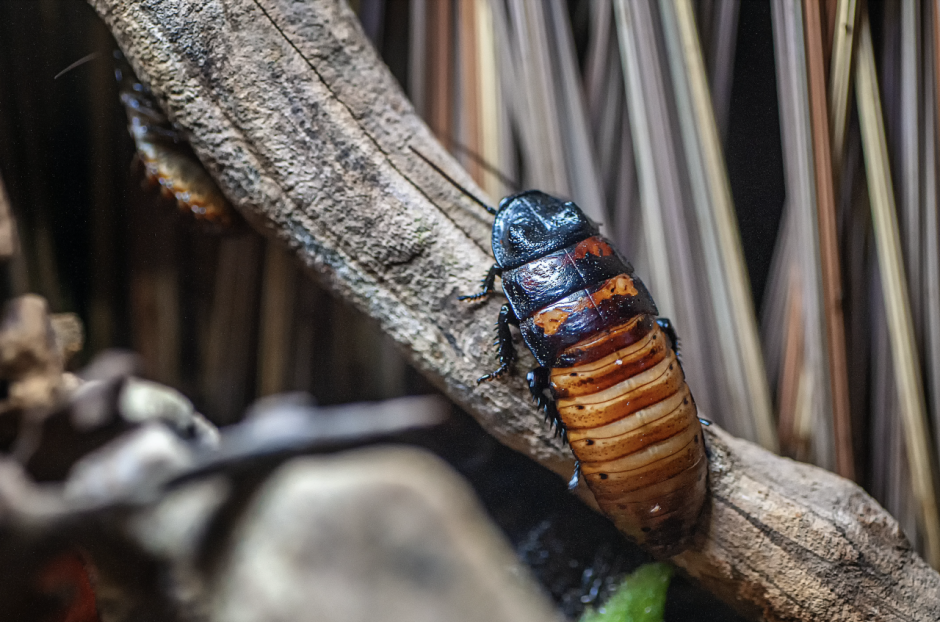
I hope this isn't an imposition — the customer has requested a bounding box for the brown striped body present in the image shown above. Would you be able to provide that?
[550,314,707,557]
[461,190,707,556]
[117,60,235,226]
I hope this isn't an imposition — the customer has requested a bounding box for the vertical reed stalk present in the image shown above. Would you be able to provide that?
[855,8,940,567]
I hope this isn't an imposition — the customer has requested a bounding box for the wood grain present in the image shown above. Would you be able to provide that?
[86,0,940,618]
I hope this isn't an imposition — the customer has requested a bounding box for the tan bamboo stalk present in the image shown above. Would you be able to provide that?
[855,7,940,567]
[612,0,676,316]
[473,0,504,200]
[828,0,857,178]
[457,0,483,185]
[927,0,940,462]
[257,241,297,396]
[802,0,855,479]
[408,0,427,118]
[664,0,778,451]
[546,0,606,222]
[770,0,835,468]
[426,0,452,140]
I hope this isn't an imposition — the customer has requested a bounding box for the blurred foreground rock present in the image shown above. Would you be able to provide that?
[210,449,559,622]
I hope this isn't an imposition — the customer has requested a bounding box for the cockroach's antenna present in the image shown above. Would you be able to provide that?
[54,52,101,80]
[410,146,498,215]
[436,134,519,192]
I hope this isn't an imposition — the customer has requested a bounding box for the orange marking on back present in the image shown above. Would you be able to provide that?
[532,296,593,335]
[532,275,640,337]
[589,274,638,302]
[573,236,615,259]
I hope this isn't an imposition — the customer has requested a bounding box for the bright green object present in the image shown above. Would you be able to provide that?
[580,562,674,622]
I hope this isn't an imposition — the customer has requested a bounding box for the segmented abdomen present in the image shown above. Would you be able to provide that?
[550,314,707,557]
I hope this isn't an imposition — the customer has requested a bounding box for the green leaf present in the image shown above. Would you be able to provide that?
[580,562,673,622]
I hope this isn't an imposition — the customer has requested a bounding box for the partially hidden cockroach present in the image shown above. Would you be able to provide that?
[114,52,234,226]
[414,149,708,557]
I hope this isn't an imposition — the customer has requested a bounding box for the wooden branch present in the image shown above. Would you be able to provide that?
[86,0,940,619]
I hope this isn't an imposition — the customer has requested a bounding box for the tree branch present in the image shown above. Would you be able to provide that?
[86,0,940,619]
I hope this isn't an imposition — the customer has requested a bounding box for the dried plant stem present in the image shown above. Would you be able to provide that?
[855,8,940,567]
[803,0,855,479]
[612,0,675,316]
[667,0,777,451]
[828,0,857,176]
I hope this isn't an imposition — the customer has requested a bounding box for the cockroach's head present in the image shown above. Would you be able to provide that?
[492,191,598,269]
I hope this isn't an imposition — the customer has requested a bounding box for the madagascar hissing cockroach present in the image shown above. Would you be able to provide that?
[114,52,234,226]
[413,149,708,558]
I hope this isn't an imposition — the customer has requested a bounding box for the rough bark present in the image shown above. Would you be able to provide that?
[86,0,940,620]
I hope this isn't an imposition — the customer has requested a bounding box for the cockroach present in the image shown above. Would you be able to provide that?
[414,149,707,557]
[114,52,234,226]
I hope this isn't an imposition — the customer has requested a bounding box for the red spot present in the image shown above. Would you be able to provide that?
[37,550,99,622]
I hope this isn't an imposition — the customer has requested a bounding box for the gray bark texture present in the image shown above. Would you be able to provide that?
[87,0,940,619]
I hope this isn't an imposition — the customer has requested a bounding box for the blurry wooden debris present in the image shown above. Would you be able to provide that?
[51,312,85,367]
[16,350,217,485]
[0,295,72,416]
[64,422,195,505]
[0,171,18,260]
[186,393,448,478]
[119,377,218,447]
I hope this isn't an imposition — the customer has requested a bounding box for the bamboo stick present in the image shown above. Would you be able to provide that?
[612,0,676,316]
[426,0,452,140]
[546,0,606,223]
[457,0,482,186]
[770,0,835,467]
[803,0,855,479]
[408,0,426,117]
[201,234,263,424]
[473,0,504,200]
[704,0,740,144]
[900,0,923,338]
[927,0,940,464]
[828,0,857,179]
[777,264,804,457]
[855,7,940,567]
[666,0,777,451]
[257,241,297,396]
[622,0,724,434]
[505,0,568,196]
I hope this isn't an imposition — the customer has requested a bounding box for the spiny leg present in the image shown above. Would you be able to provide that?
[656,317,680,358]
[459,264,501,301]
[567,460,581,491]
[477,303,518,383]
[526,366,566,442]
